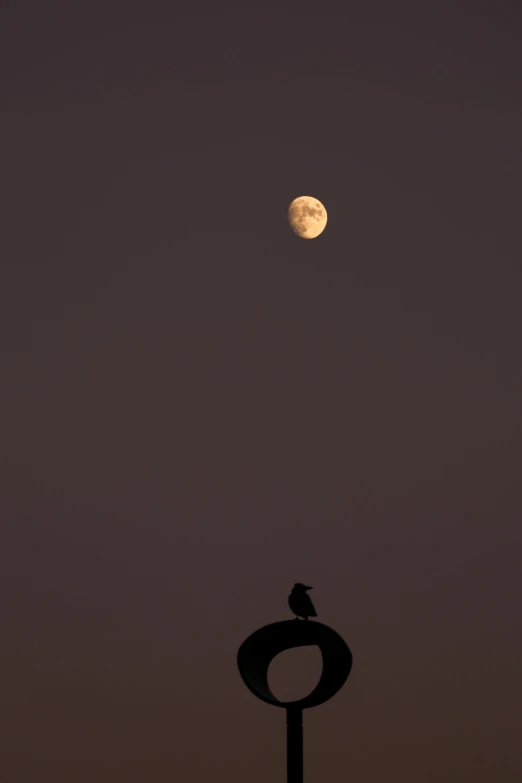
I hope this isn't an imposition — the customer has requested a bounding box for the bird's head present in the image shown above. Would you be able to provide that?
[293,583,313,591]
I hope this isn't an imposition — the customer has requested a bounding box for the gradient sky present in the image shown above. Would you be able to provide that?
[1,2,521,782]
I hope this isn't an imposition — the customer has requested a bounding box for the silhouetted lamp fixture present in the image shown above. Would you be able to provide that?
[237,619,352,783]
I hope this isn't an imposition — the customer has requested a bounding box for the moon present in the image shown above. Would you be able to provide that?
[288,196,327,239]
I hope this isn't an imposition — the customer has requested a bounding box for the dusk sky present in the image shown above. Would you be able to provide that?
[1,2,521,781]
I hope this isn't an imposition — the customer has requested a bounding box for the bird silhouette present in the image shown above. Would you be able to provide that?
[288,583,317,620]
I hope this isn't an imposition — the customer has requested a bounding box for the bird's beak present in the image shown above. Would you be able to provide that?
[304,585,313,590]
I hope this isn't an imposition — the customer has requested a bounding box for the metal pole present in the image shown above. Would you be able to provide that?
[286,707,303,783]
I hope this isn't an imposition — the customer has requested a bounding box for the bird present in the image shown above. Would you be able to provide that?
[288,583,317,620]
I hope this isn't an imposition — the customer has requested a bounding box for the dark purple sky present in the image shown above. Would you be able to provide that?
[1,2,521,781]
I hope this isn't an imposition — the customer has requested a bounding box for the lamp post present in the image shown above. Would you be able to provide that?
[237,619,352,783]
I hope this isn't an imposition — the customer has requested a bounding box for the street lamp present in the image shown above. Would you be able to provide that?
[237,618,353,783]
